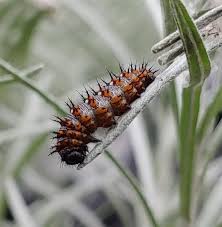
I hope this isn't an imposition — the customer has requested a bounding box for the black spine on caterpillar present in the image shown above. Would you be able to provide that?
[50,63,157,165]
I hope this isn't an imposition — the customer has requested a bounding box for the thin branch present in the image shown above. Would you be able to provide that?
[158,26,221,65]
[77,36,222,170]
[158,43,184,65]
[151,4,222,53]
[77,61,184,169]
[0,59,66,115]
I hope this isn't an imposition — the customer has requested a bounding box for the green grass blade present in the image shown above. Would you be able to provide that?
[169,0,211,87]
[11,133,48,178]
[5,10,47,65]
[197,87,222,142]
[169,81,179,130]
[0,58,67,115]
[169,0,211,221]
[160,0,176,35]
[0,192,6,220]
[179,85,201,221]
[105,151,160,227]
[0,64,43,85]
[160,0,179,130]
[0,134,48,221]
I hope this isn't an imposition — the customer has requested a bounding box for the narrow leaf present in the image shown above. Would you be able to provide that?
[197,87,222,142]
[105,151,160,227]
[170,0,211,87]
[169,0,211,221]
[160,0,176,35]
[11,133,48,178]
[160,0,179,130]
[0,58,67,115]
[179,85,201,220]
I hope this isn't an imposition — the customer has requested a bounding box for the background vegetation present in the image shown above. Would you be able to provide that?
[0,0,222,227]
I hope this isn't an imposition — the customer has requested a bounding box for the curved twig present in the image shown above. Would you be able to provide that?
[78,37,222,169]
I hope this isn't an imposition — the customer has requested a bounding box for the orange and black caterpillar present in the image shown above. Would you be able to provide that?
[50,63,158,165]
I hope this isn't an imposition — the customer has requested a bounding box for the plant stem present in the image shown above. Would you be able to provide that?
[0,64,43,85]
[105,150,160,227]
[0,59,66,115]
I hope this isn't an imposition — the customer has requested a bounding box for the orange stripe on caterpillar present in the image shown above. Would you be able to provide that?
[51,63,157,166]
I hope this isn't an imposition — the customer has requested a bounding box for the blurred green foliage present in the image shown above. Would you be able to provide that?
[0,1,222,227]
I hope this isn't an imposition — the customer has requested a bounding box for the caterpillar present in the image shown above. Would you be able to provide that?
[50,63,158,165]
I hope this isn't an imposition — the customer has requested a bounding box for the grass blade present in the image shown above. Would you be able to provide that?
[105,151,160,227]
[0,64,43,85]
[197,87,222,142]
[160,0,179,130]
[170,0,211,87]
[169,0,211,221]
[11,133,48,178]
[160,0,176,35]
[0,58,66,115]
[4,177,37,227]
[179,85,201,221]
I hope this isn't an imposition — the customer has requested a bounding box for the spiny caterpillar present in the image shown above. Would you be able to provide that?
[50,63,158,166]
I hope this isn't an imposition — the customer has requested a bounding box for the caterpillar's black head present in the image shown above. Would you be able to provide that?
[55,146,88,165]
[61,150,86,165]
